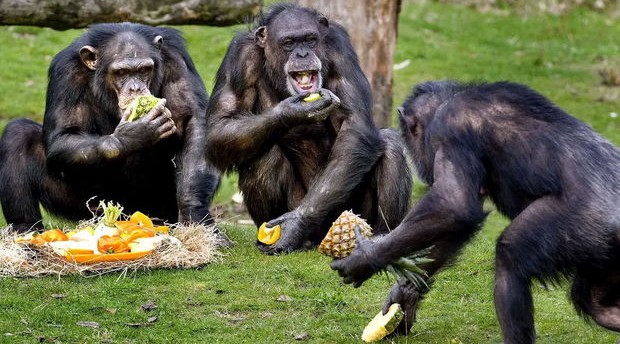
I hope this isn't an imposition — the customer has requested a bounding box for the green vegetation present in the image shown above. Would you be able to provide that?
[0,2,619,343]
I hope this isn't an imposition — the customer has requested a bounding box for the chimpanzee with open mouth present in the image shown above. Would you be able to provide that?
[205,3,412,254]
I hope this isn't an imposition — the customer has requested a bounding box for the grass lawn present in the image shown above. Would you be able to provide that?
[1,1,619,343]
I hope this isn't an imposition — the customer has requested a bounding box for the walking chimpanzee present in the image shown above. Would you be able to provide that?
[331,80,620,343]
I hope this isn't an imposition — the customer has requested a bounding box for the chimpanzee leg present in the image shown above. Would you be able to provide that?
[240,146,300,226]
[494,250,534,344]
[494,196,575,344]
[0,119,91,232]
[0,119,46,232]
[571,266,620,331]
[385,230,479,335]
[368,128,412,233]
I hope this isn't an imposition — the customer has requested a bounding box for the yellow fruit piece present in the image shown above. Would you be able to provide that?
[39,229,68,243]
[153,225,169,234]
[361,303,404,342]
[303,93,321,102]
[129,211,154,228]
[257,223,281,245]
[66,248,95,255]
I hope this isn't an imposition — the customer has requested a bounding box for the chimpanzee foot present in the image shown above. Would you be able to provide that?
[383,281,425,336]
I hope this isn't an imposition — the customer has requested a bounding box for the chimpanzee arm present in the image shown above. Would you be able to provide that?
[153,48,220,224]
[45,102,173,175]
[331,146,488,285]
[296,116,383,223]
[44,105,128,172]
[174,110,220,224]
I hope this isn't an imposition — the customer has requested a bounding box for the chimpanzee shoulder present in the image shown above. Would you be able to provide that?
[217,32,262,96]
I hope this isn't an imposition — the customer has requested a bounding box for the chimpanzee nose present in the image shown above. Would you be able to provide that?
[296,49,309,58]
[129,81,142,92]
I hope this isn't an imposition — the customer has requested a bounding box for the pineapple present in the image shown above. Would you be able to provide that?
[319,210,433,290]
[318,210,372,258]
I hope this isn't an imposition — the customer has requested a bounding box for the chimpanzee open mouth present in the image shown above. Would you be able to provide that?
[288,70,320,94]
[118,97,135,110]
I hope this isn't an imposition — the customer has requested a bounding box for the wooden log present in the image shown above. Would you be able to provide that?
[0,0,262,30]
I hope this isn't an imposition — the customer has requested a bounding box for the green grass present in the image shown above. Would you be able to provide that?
[1,2,619,343]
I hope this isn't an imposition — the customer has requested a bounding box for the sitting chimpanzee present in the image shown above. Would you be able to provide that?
[205,3,411,254]
[0,23,228,244]
[331,80,620,342]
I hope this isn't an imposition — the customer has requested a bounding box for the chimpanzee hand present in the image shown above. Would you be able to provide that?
[113,98,177,153]
[381,281,423,335]
[275,88,341,126]
[330,225,386,288]
[256,210,307,255]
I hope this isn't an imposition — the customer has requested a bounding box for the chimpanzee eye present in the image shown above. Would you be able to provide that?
[282,40,294,52]
[305,36,317,48]
[115,69,128,77]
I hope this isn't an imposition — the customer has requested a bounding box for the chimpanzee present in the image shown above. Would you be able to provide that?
[331,80,620,342]
[204,3,411,254]
[0,23,228,244]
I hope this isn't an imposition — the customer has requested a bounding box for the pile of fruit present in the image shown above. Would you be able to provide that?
[14,201,176,263]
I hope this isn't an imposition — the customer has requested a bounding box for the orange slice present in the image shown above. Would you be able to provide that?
[63,251,152,264]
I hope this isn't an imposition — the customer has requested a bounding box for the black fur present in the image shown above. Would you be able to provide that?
[0,22,220,232]
[333,80,620,342]
[205,4,411,253]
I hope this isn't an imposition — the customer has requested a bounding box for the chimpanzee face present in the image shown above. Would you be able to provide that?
[255,9,329,96]
[79,33,163,110]
[398,92,441,185]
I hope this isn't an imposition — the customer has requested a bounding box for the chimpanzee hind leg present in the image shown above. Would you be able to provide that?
[571,266,620,331]
[385,229,482,335]
[371,128,412,233]
[0,119,92,232]
[240,147,300,229]
[0,119,46,232]
[494,195,585,344]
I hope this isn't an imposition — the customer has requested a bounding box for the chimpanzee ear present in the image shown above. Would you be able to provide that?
[153,35,164,50]
[318,15,329,28]
[254,26,267,48]
[79,45,98,70]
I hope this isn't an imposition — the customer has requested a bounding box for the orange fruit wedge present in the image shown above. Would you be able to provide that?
[129,211,154,228]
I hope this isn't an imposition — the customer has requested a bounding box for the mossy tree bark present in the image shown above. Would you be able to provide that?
[0,0,262,29]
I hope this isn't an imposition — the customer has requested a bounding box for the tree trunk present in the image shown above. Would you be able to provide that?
[0,0,262,30]
[295,0,402,128]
